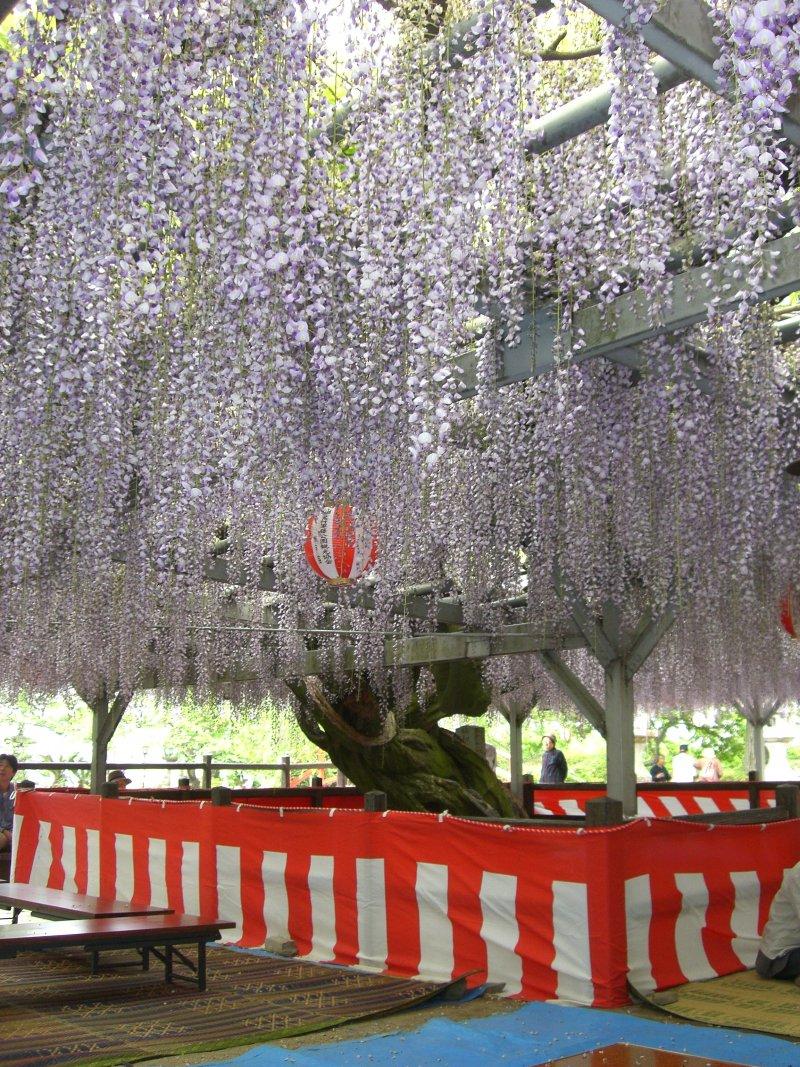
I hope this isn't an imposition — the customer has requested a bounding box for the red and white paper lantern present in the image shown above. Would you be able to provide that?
[780,587,798,639]
[304,504,377,584]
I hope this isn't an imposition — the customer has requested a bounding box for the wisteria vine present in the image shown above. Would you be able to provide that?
[0,0,798,719]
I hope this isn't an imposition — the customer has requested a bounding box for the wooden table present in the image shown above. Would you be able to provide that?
[0,912,236,991]
[0,881,173,923]
[539,1043,750,1066]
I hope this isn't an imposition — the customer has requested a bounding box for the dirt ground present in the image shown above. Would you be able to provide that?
[141,991,715,1067]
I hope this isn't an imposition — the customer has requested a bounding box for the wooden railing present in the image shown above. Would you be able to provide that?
[16,755,342,790]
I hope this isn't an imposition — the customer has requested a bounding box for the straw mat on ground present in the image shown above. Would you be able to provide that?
[0,947,455,1067]
[636,968,800,1039]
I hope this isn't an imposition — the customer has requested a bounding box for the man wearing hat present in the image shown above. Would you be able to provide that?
[107,769,131,790]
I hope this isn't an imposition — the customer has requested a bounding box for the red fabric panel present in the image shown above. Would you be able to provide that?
[618,818,800,990]
[14,792,800,1007]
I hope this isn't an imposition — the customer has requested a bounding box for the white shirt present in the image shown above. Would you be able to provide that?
[671,752,695,783]
[760,864,800,961]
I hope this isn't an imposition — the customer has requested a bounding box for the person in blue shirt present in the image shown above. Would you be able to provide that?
[0,753,19,853]
[540,735,568,784]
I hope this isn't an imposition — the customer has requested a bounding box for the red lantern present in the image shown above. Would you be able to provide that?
[304,504,377,584]
[780,587,798,639]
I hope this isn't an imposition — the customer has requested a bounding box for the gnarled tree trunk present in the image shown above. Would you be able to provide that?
[286,661,524,818]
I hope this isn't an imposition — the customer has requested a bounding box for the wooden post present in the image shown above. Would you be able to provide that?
[310,775,323,788]
[100,782,119,799]
[775,783,799,818]
[210,786,232,807]
[280,755,291,789]
[585,796,624,827]
[522,774,534,817]
[202,754,214,790]
[364,790,388,812]
[747,770,760,810]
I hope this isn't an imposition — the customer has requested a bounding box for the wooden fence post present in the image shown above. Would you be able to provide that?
[210,786,232,807]
[202,754,214,790]
[364,790,388,812]
[280,755,291,789]
[775,783,799,818]
[585,797,624,827]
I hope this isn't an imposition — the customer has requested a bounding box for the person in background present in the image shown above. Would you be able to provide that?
[16,780,35,792]
[177,777,192,791]
[107,769,131,791]
[671,744,695,783]
[0,753,19,852]
[649,754,671,782]
[540,735,568,784]
[695,747,722,782]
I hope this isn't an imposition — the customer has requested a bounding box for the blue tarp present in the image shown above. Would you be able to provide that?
[204,1000,800,1066]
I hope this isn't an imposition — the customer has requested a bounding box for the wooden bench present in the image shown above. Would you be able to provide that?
[0,913,236,991]
[0,882,174,924]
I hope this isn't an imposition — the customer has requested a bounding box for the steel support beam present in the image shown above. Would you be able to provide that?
[524,57,688,155]
[779,316,800,346]
[580,0,800,146]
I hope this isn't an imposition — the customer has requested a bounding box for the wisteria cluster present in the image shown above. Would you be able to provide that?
[0,0,798,719]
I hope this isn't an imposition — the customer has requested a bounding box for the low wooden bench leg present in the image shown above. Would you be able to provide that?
[11,907,21,925]
[164,944,173,984]
[197,940,206,992]
[91,950,99,975]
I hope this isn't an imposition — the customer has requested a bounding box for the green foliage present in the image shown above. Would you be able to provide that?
[648,707,747,778]
[0,689,327,788]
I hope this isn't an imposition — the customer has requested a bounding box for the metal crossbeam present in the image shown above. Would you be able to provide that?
[580,0,800,147]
